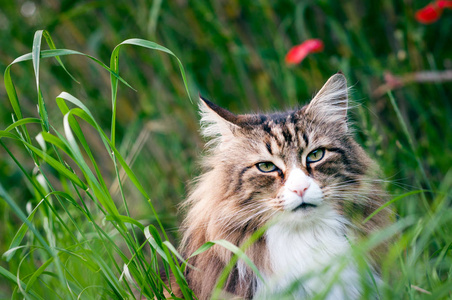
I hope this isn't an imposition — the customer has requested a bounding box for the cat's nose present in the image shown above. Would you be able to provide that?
[290,183,310,197]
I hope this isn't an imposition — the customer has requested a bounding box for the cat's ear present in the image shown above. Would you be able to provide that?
[305,72,349,131]
[198,95,241,143]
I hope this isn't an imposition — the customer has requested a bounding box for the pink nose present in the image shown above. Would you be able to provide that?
[290,185,309,197]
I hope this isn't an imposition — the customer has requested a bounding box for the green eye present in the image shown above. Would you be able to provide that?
[256,162,278,173]
[306,148,325,163]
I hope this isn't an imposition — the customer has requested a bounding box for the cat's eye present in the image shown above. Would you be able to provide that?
[256,162,278,173]
[306,148,325,163]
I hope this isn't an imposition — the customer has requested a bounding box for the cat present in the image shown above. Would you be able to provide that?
[178,73,392,299]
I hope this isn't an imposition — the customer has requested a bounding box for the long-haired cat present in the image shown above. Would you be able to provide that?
[179,73,392,299]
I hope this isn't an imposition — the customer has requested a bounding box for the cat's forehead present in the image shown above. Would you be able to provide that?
[240,109,315,151]
[245,109,308,134]
[242,108,303,129]
[240,107,339,154]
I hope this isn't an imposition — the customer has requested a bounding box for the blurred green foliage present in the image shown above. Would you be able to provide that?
[0,0,451,298]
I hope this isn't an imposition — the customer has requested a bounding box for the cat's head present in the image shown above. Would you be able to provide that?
[195,73,382,233]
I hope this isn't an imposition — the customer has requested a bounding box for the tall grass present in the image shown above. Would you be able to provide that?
[0,31,192,299]
[1,1,451,299]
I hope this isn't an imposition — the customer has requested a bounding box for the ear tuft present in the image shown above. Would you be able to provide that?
[305,73,350,130]
[198,95,240,146]
[199,96,240,125]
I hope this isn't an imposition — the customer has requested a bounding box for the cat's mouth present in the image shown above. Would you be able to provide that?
[293,202,317,211]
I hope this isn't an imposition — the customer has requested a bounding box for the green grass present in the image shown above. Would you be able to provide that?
[0,1,451,299]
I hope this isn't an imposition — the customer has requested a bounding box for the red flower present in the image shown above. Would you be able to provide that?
[415,0,452,24]
[437,0,452,8]
[285,39,324,65]
[415,3,442,23]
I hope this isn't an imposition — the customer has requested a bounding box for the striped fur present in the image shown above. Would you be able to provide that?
[178,73,392,299]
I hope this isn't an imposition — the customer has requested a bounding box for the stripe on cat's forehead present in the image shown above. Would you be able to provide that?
[258,113,309,155]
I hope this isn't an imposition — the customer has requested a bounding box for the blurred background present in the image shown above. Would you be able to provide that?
[0,0,451,297]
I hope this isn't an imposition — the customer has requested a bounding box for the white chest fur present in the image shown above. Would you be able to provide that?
[254,209,364,299]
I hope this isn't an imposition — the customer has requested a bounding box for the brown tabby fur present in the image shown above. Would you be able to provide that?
[176,73,393,299]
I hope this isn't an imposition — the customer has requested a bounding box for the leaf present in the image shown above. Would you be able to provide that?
[163,241,194,270]
[112,38,192,103]
[25,257,55,292]
[0,266,45,300]
[212,240,263,282]
[84,251,127,299]
[106,215,145,231]
[32,30,49,131]
[32,30,42,89]
[41,29,79,83]
[109,38,192,146]
[0,130,86,188]
[119,264,135,287]
[3,198,45,261]
[189,242,215,258]
[0,183,54,260]
[4,65,23,120]
[144,225,168,262]
[4,48,134,106]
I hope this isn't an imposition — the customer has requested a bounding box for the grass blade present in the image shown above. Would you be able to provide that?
[0,266,45,300]
[362,190,426,224]
[387,91,432,192]
[3,199,45,261]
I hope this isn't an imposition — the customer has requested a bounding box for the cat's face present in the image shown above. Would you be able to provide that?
[199,74,376,230]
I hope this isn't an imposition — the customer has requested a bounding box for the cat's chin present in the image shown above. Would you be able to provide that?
[277,205,323,224]
[290,206,321,220]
